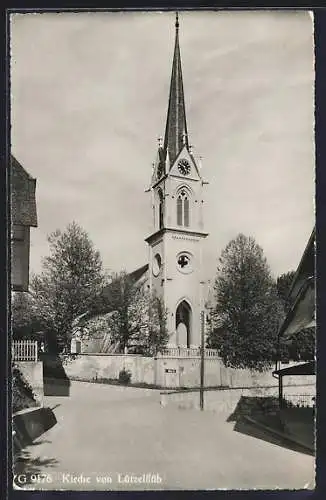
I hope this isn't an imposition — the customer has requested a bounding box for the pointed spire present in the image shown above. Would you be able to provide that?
[163,12,189,167]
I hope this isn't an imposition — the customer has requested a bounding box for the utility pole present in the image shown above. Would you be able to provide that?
[200,310,205,410]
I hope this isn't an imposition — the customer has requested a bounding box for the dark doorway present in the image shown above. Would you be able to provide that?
[176,300,192,347]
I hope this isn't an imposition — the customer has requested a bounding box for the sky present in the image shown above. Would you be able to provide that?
[10,10,315,285]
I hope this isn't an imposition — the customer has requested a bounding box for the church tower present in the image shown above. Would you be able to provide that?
[145,13,209,348]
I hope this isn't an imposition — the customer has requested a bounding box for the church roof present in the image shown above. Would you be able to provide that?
[77,264,149,322]
[127,263,149,283]
[163,13,189,167]
[71,264,149,351]
[11,155,38,227]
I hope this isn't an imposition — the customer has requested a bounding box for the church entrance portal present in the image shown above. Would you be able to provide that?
[176,300,192,347]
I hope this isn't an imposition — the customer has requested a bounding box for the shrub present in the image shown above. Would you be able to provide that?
[118,368,131,385]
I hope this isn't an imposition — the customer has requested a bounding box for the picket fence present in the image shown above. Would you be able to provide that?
[13,340,38,362]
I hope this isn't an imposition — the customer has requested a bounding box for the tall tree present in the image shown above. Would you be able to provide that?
[276,271,296,312]
[105,271,168,355]
[277,271,315,361]
[207,234,283,371]
[30,222,107,352]
[11,292,43,340]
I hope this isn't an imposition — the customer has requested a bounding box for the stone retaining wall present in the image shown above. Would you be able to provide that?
[62,354,316,392]
[160,384,316,415]
[63,354,156,385]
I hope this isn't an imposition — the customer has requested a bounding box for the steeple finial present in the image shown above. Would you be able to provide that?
[175,12,179,30]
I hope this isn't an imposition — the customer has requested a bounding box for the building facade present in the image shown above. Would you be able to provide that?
[11,155,38,291]
[145,14,209,348]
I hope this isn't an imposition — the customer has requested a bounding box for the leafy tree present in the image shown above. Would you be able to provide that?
[276,271,296,312]
[286,328,315,361]
[11,292,43,340]
[29,222,107,353]
[207,234,283,371]
[138,293,169,356]
[105,271,168,355]
[277,271,315,361]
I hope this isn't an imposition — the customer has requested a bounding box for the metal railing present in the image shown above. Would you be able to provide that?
[158,347,219,358]
[283,394,316,408]
[12,340,38,362]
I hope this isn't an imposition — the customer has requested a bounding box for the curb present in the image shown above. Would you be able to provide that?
[243,415,314,454]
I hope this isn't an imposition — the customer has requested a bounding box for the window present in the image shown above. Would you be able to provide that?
[176,252,193,274]
[177,190,190,227]
[158,189,164,229]
[177,196,183,225]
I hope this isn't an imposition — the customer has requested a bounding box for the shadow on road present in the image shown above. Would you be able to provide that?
[13,449,59,487]
[40,354,71,396]
[227,395,314,456]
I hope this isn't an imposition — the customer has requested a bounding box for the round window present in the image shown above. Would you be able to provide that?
[176,252,193,274]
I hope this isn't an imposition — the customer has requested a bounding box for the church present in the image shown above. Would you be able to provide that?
[145,13,209,348]
[73,13,210,353]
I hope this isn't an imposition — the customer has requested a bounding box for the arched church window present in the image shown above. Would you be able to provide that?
[177,189,190,227]
[177,196,183,226]
[158,189,164,229]
[184,197,189,227]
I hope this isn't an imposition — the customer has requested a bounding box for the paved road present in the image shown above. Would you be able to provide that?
[14,381,315,491]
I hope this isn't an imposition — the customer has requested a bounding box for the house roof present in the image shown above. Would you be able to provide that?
[273,361,315,377]
[11,155,38,227]
[278,228,315,340]
[287,227,315,305]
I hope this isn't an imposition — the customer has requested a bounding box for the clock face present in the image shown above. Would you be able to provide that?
[152,254,162,277]
[178,158,191,176]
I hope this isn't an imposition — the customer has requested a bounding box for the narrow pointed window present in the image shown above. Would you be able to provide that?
[158,189,164,229]
[177,195,183,226]
[177,189,190,227]
[184,196,189,227]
